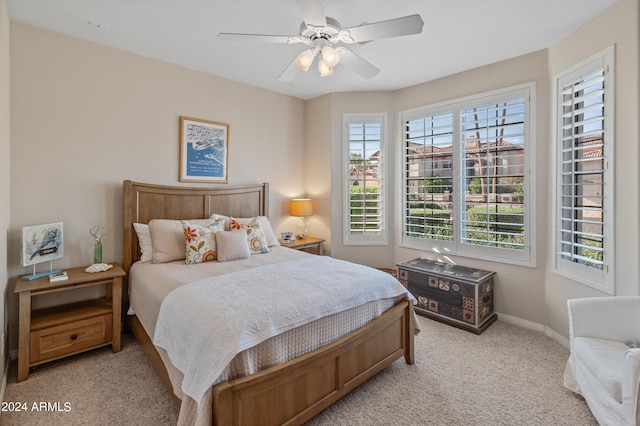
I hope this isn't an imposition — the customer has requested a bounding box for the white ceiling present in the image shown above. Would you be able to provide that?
[6,0,617,100]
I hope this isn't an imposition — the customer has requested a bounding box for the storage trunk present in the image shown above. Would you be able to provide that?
[397,258,496,334]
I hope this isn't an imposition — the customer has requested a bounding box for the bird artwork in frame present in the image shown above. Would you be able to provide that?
[179,116,229,183]
[22,222,64,280]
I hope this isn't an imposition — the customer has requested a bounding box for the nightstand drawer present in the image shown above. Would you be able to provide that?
[30,314,113,363]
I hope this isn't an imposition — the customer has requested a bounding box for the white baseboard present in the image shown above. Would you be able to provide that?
[497,311,545,331]
[496,312,569,348]
[544,327,569,348]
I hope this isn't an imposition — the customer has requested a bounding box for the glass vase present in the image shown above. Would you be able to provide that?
[93,241,102,264]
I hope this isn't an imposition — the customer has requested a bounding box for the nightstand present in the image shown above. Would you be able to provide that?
[15,263,126,382]
[280,236,325,255]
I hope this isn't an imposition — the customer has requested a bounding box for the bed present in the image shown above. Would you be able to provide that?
[122,180,416,425]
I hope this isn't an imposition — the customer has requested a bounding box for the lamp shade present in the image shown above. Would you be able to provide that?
[318,58,334,77]
[289,198,313,217]
[295,49,315,72]
[320,45,340,67]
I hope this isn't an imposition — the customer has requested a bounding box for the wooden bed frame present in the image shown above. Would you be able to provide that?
[122,180,415,425]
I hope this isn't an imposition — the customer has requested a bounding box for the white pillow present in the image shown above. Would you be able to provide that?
[216,230,251,262]
[255,216,280,247]
[211,214,279,247]
[229,217,270,255]
[149,218,223,263]
[133,223,152,263]
[182,221,224,264]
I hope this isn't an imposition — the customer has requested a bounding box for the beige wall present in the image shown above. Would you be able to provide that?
[303,94,332,252]
[545,0,640,335]
[336,92,398,266]
[303,91,398,261]
[1,0,11,400]
[8,22,305,340]
[314,51,550,326]
[394,51,550,326]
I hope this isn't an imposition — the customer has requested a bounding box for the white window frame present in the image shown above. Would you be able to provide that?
[552,46,615,294]
[400,83,535,267]
[343,113,388,245]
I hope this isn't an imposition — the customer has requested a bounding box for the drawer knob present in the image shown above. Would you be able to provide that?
[70,334,78,341]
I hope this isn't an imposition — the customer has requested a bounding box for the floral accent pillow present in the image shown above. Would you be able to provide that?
[229,217,270,255]
[211,214,280,247]
[182,221,224,264]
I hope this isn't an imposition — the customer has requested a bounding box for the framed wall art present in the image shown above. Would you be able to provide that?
[179,116,229,183]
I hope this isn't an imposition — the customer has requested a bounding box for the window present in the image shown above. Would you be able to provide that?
[344,114,387,245]
[402,85,534,266]
[554,47,614,294]
[459,98,527,252]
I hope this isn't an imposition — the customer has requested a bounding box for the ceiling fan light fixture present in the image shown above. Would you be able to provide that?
[295,49,316,71]
[320,45,340,67]
[219,2,424,82]
[318,58,334,77]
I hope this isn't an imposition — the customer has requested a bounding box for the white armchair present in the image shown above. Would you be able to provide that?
[564,296,640,425]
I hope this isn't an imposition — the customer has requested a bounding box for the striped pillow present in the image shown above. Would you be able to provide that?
[216,230,251,262]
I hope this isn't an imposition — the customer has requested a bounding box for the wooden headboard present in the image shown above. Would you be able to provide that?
[122,180,269,273]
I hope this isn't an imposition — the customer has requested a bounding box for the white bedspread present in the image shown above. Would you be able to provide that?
[152,255,414,405]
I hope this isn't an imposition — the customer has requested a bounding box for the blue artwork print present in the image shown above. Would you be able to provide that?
[22,222,64,267]
[185,122,227,179]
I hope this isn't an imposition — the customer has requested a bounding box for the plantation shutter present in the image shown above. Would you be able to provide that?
[459,99,526,250]
[554,46,613,294]
[558,69,605,269]
[400,84,532,265]
[344,115,386,245]
[403,112,454,242]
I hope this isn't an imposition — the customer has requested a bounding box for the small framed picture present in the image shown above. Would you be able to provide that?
[281,232,294,244]
[22,222,64,267]
[179,116,229,183]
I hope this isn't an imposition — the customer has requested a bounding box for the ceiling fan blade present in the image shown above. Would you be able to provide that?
[340,14,424,44]
[336,48,380,79]
[218,33,301,44]
[296,0,327,28]
[277,59,301,82]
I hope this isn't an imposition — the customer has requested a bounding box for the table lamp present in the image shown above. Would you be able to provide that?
[289,198,312,240]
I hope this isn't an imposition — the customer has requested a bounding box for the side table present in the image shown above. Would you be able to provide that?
[15,263,126,381]
[279,236,325,255]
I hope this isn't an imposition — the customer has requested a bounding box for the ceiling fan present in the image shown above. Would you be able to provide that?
[218,0,424,81]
